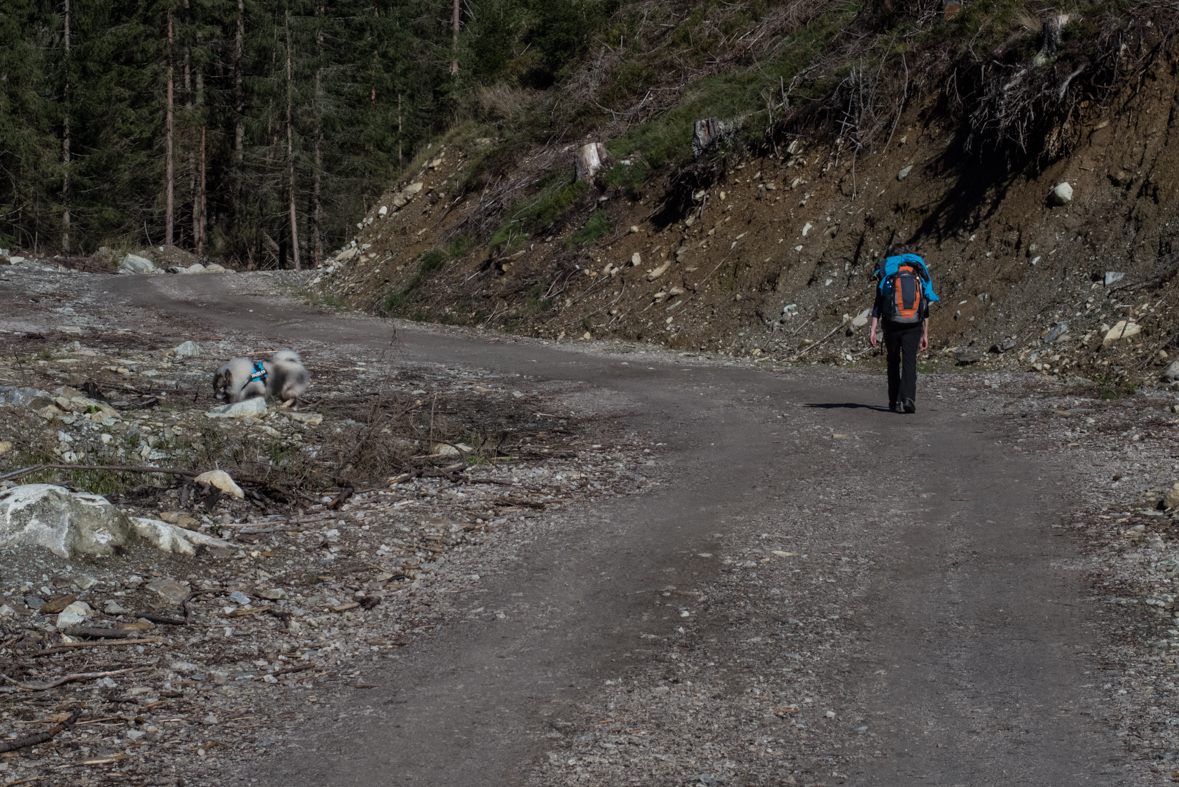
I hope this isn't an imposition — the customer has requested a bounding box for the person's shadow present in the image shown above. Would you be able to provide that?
[804,402,892,412]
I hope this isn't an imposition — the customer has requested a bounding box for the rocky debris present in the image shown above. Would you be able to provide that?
[1105,271,1125,287]
[955,348,984,365]
[897,165,913,180]
[1043,320,1069,343]
[389,181,423,210]
[131,517,232,555]
[1161,360,1179,382]
[206,398,268,418]
[1164,482,1179,510]
[0,385,53,407]
[119,253,157,274]
[194,469,245,499]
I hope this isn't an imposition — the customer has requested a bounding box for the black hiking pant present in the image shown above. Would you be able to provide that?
[884,321,922,407]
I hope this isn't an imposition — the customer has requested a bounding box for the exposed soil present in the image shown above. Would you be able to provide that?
[5,268,1179,786]
[308,23,1179,393]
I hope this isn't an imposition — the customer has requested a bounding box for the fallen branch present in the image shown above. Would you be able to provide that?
[0,709,80,754]
[785,321,847,362]
[66,627,142,640]
[1,667,143,692]
[30,638,164,658]
[0,463,201,484]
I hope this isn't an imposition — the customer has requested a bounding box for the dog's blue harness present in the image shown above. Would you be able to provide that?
[242,361,267,392]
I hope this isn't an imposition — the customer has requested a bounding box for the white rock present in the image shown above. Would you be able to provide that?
[378,205,388,217]
[193,469,245,499]
[0,484,135,558]
[186,263,207,273]
[335,247,359,263]
[205,263,227,273]
[390,182,423,209]
[173,340,200,357]
[1103,320,1141,345]
[131,518,232,555]
[1162,361,1179,382]
[647,262,671,281]
[630,253,641,267]
[1165,482,1179,510]
[1049,182,1073,205]
[104,600,130,615]
[56,601,92,628]
[897,166,912,181]
[119,254,156,274]
[851,308,872,329]
[205,398,268,418]
[1104,271,1125,287]
[283,410,323,426]
[0,441,11,454]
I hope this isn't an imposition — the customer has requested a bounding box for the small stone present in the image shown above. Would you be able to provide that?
[283,411,323,426]
[258,588,286,600]
[173,340,200,357]
[39,594,77,614]
[0,441,10,454]
[104,600,130,615]
[850,308,871,329]
[897,166,913,181]
[1043,320,1069,343]
[159,511,201,530]
[646,262,671,281]
[193,469,245,499]
[125,729,146,741]
[1103,320,1141,345]
[72,574,99,590]
[1165,482,1179,510]
[1104,271,1125,287]
[230,590,252,605]
[630,252,641,267]
[146,578,191,606]
[1049,182,1073,205]
[56,601,92,628]
[119,254,156,274]
[1162,361,1179,383]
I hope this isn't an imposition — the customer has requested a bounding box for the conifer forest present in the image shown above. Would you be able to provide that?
[0,0,606,267]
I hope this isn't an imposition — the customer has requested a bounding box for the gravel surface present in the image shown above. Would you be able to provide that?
[3,261,1179,786]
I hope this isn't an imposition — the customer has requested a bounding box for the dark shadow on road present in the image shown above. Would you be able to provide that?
[804,402,892,412]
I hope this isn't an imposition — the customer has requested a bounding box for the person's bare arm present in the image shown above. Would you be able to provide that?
[919,317,929,352]
[869,316,879,347]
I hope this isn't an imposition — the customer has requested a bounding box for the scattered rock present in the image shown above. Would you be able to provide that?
[1105,271,1125,287]
[1049,182,1073,205]
[146,577,191,606]
[230,590,252,605]
[1103,320,1142,345]
[283,411,323,426]
[1161,361,1179,383]
[850,308,871,329]
[173,341,201,357]
[897,166,913,181]
[0,385,53,408]
[258,588,286,600]
[1165,482,1179,510]
[390,182,423,209]
[193,470,245,499]
[0,441,11,454]
[955,349,984,365]
[206,398,268,418]
[159,511,201,530]
[1043,320,1069,343]
[647,262,671,281]
[56,601,92,628]
[130,518,230,555]
[40,594,78,614]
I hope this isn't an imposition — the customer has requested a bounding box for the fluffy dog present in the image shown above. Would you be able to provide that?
[212,357,268,403]
[266,349,309,405]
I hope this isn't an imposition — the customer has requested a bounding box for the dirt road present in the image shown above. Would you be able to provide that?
[100,273,1132,786]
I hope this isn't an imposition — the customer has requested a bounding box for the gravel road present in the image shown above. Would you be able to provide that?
[86,272,1137,787]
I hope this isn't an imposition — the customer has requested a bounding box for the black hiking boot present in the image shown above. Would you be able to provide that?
[903,398,916,414]
[891,401,904,413]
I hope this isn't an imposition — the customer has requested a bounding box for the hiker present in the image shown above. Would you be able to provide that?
[868,244,939,413]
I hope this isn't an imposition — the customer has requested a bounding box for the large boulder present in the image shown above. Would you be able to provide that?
[0,385,53,408]
[0,484,137,557]
[0,484,230,558]
[119,254,157,274]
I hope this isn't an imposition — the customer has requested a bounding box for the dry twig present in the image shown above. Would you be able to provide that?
[0,710,80,753]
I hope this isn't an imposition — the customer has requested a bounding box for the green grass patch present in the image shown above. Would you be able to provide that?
[567,210,612,248]
[608,4,856,167]
[490,176,587,254]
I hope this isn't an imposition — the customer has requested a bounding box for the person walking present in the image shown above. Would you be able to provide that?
[868,244,938,413]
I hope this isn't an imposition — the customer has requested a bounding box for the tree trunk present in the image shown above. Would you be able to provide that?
[234,0,244,159]
[313,10,323,268]
[62,0,70,254]
[450,0,459,74]
[165,11,174,248]
[286,10,300,270]
[198,126,206,257]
